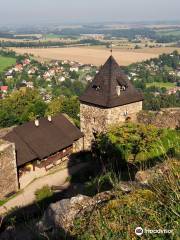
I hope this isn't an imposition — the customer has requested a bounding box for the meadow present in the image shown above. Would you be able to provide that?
[0,55,16,72]
[146,82,176,89]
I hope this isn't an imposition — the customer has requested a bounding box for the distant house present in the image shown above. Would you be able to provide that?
[167,87,180,95]
[43,72,51,79]
[14,64,23,72]
[0,86,8,98]
[86,75,93,82]
[0,85,8,93]
[70,67,79,72]
[2,114,84,190]
[58,76,66,82]
[26,81,34,89]
[28,67,37,75]
[5,70,13,79]
[130,72,137,77]
[23,59,31,66]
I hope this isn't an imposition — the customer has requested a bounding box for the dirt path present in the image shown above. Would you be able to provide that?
[0,163,87,216]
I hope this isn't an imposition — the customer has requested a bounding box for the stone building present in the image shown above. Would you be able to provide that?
[79,55,144,149]
[0,114,84,198]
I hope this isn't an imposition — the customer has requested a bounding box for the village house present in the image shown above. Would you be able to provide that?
[70,67,79,72]
[0,114,84,198]
[5,70,13,79]
[85,75,93,82]
[26,81,34,89]
[167,86,180,95]
[14,64,23,72]
[0,85,8,94]
[0,86,8,99]
[58,76,66,82]
[23,58,31,66]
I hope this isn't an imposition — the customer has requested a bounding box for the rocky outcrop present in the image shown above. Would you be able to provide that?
[137,108,180,129]
[38,191,115,233]
[135,162,170,185]
[38,182,134,234]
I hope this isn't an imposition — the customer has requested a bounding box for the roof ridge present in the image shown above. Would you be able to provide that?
[107,55,113,106]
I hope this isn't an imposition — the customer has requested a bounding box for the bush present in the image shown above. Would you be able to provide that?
[35,185,53,202]
[92,123,180,171]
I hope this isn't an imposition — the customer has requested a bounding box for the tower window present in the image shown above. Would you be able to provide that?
[92,85,101,91]
[121,86,126,91]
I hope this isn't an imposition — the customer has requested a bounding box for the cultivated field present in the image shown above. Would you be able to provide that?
[12,46,180,66]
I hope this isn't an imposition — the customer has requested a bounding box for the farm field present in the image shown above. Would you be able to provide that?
[156,30,180,37]
[146,82,176,89]
[12,46,180,66]
[0,55,16,72]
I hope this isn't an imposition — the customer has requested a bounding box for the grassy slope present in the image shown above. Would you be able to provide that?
[72,160,180,240]
[0,55,16,73]
[135,129,180,163]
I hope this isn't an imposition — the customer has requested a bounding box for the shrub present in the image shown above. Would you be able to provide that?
[35,185,53,202]
[92,123,180,171]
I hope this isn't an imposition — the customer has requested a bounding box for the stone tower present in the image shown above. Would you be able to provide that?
[79,56,144,149]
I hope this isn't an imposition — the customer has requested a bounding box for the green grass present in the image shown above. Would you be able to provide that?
[35,185,53,202]
[146,82,176,89]
[0,199,7,206]
[138,128,180,163]
[0,190,22,206]
[72,160,180,240]
[0,55,16,73]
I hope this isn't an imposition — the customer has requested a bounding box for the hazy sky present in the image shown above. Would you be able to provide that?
[0,0,180,25]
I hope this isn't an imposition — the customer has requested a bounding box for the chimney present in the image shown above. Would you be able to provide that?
[48,115,52,122]
[116,85,121,96]
[35,119,39,127]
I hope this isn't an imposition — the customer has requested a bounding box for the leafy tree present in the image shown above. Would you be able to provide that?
[46,96,80,126]
[46,97,64,116]
[0,88,47,127]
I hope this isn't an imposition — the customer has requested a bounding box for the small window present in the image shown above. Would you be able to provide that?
[92,85,101,91]
[93,117,96,124]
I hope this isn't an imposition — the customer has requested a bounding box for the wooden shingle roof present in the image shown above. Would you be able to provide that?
[79,56,143,108]
[3,114,83,167]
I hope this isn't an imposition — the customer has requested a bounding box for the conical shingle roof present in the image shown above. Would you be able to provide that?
[79,55,143,108]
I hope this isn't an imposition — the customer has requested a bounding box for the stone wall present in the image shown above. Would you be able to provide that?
[137,108,180,129]
[80,101,142,149]
[0,140,18,199]
[73,138,84,153]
